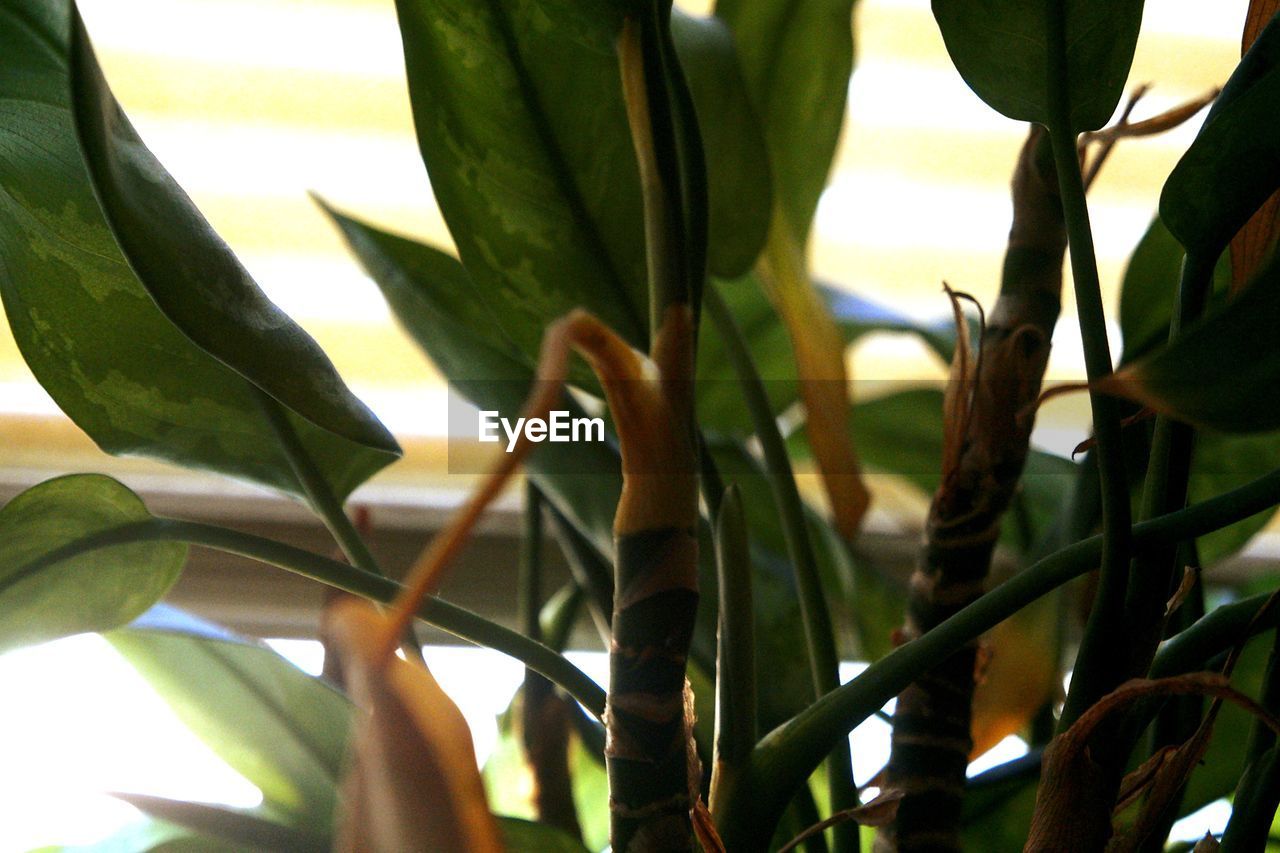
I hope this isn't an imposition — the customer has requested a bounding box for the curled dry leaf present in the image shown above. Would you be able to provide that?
[1027,672,1280,851]
[778,789,904,853]
[323,598,504,852]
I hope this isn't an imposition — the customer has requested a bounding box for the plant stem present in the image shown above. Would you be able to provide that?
[716,463,1280,849]
[709,486,757,820]
[704,283,859,850]
[1123,253,1215,680]
[15,515,606,715]
[519,481,544,642]
[254,389,383,577]
[1042,115,1132,728]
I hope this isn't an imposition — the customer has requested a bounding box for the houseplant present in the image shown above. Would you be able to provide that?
[3,0,1280,849]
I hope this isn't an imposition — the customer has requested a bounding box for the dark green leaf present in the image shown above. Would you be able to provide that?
[108,608,350,828]
[1118,217,1231,365]
[0,474,184,654]
[498,817,592,853]
[0,1,395,500]
[931,0,1144,131]
[1161,12,1280,258]
[68,11,398,496]
[113,794,328,852]
[327,210,825,728]
[715,0,854,243]
[1191,429,1280,564]
[392,0,769,360]
[1103,249,1280,432]
[671,12,772,278]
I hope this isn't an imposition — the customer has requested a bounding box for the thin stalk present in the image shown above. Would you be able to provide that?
[709,486,757,819]
[704,282,859,848]
[1124,253,1216,680]
[254,389,383,577]
[1042,111,1132,727]
[519,481,544,642]
[13,516,606,716]
[714,464,1280,850]
[519,482,583,840]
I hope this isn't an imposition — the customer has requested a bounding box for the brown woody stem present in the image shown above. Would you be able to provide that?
[880,127,1065,852]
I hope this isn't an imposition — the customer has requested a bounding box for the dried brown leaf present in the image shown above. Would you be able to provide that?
[778,790,904,853]
[323,598,504,853]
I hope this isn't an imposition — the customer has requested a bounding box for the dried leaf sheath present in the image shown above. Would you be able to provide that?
[879,128,1064,853]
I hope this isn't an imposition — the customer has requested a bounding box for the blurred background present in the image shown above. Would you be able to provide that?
[0,0,1251,849]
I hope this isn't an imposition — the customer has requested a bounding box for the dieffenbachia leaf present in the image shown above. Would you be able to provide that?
[1100,248,1280,432]
[0,0,396,500]
[109,608,351,828]
[1161,9,1280,261]
[931,0,1144,131]
[392,0,770,357]
[715,0,854,245]
[68,9,398,498]
[0,475,184,655]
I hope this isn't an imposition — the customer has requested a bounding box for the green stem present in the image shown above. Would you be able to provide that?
[716,464,1280,849]
[704,283,858,851]
[254,389,383,577]
[19,516,606,716]
[709,486,758,819]
[1043,110,1131,727]
[520,481,545,642]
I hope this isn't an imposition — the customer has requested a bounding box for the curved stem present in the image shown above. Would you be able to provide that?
[1042,120,1132,728]
[704,283,859,849]
[254,389,383,577]
[22,516,606,716]
[715,464,1280,848]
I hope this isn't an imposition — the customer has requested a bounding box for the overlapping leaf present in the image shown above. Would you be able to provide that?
[108,608,350,828]
[715,0,854,244]
[392,0,770,360]
[0,1,396,500]
[1161,10,1280,260]
[931,0,1144,131]
[0,475,184,654]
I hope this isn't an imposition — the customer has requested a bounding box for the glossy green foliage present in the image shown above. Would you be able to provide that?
[392,0,770,359]
[1108,248,1280,432]
[1161,11,1280,258]
[931,0,1144,131]
[715,0,855,242]
[0,1,396,500]
[1118,217,1231,365]
[108,609,350,829]
[0,475,184,654]
[1117,217,1280,563]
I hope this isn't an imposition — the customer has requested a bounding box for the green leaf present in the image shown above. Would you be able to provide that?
[1190,429,1280,564]
[1161,11,1280,258]
[671,12,772,278]
[1118,217,1233,365]
[35,817,249,852]
[392,0,770,361]
[111,795,327,853]
[930,0,1144,131]
[697,277,957,435]
[715,0,854,243]
[1102,249,1280,432]
[67,10,398,497]
[108,609,350,828]
[0,475,184,654]
[0,1,396,500]
[498,817,592,853]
